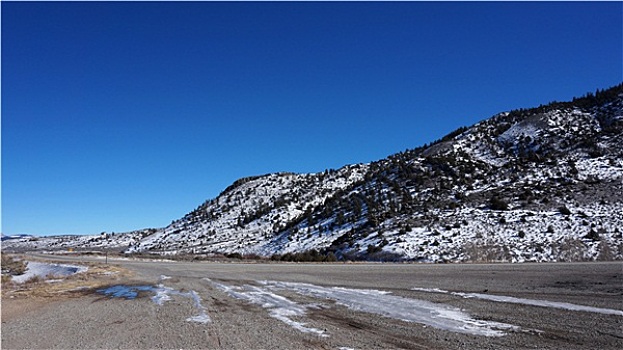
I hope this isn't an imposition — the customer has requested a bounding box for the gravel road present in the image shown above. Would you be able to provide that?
[2,256,622,349]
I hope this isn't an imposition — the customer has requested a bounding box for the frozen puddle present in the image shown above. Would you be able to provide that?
[97,285,155,299]
[209,280,327,337]
[210,279,518,337]
[97,277,210,324]
[11,261,88,283]
[412,288,623,316]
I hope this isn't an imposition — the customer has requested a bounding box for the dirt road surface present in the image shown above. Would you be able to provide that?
[2,255,622,349]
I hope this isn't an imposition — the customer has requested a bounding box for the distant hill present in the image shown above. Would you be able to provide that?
[1,234,34,242]
[4,83,622,263]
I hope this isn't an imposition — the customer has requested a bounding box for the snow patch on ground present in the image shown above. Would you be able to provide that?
[207,279,522,337]
[99,278,211,324]
[185,290,211,323]
[455,292,623,316]
[154,287,210,323]
[411,287,450,294]
[210,280,327,337]
[11,261,87,283]
[152,284,211,323]
[575,157,623,181]
[411,288,623,316]
[265,281,518,337]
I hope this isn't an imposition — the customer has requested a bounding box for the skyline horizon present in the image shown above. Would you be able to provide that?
[4,81,621,237]
[3,2,621,236]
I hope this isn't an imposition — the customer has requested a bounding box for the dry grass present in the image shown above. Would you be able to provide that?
[1,261,134,299]
[1,254,27,276]
[1,254,28,290]
[463,242,513,263]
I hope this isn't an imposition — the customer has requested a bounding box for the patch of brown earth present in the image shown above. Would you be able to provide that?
[1,262,134,299]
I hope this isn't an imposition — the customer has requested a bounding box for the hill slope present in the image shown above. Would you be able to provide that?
[5,84,622,262]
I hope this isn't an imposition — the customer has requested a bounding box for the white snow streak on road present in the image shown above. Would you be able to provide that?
[209,279,327,337]
[208,279,521,337]
[412,287,623,316]
[264,281,518,337]
[152,275,211,323]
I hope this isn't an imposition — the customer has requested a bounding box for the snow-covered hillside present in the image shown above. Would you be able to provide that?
[4,84,622,263]
[124,165,368,255]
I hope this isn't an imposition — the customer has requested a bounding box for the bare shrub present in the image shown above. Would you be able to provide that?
[552,238,589,262]
[463,242,512,262]
[1,274,14,286]
[24,275,43,285]
[596,241,614,261]
[1,255,27,276]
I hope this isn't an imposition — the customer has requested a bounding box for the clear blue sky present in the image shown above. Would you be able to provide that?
[2,2,621,236]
